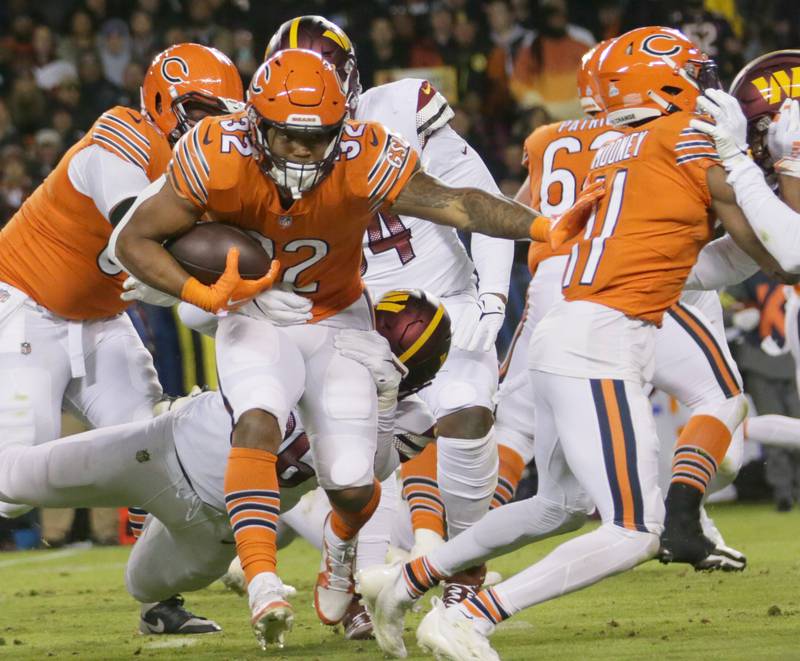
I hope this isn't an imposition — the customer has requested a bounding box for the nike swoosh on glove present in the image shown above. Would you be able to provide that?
[451,293,505,353]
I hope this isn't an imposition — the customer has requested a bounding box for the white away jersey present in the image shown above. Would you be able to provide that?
[355,78,503,299]
[171,390,436,513]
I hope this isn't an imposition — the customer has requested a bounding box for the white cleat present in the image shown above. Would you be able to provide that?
[416,598,499,661]
[356,563,410,658]
[315,517,357,625]
[248,572,294,650]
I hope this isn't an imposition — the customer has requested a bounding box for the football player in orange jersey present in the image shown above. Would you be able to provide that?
[265,14,517,617]
[356,28,794,659]
[0,43,243,635]
[110,48,600,650]
[494,36,750,571]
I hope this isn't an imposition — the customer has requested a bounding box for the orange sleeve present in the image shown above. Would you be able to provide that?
[347,121,420,212]
[166,121,214,208]
[89,106,153,173]
[671,117,721,206]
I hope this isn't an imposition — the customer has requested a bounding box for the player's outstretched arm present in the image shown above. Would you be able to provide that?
[390,167,602,245]
[708,165,800,281]
[111,176,202,296]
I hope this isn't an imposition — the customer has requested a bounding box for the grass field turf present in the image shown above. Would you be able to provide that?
[0,503,798,660]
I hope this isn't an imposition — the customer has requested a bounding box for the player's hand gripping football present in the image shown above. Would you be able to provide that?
[180,247,281,313]
[691,88,749,170]
[768,98,800,178]
[334,329,408,398]
[530,179,605,249]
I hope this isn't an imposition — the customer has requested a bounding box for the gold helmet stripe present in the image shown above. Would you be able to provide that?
[376,302,405,313]
[398,304,445,363]
[323,28,350,51]
[289,18,301,48]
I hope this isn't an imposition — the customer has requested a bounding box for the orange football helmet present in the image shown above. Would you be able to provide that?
[576,38,615,117]
[141,43,244,143]
[265,15,360,115]
[596,26,721,126]
[247,49,348,198]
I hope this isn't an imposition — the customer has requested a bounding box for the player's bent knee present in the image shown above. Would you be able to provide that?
[694,393,748,434]
[604,523,661,564]
[326,483,374,512]
[437,405,494,439]
[232,408,281,452]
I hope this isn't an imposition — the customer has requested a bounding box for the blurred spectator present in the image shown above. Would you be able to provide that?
[230,29,258,80]
[4,13,36,74]
[501,0,595,120]
[0,145,33,226]
[57,9,97,65]
[8,71,47,136]
[186,0,219,45]
[98,18,132,87]
[596,0,624,40]
[669,0,743,84]
[484,0,534,118]
[33,25,79,93]
[450,13,489,101]
[359,16,408,89]
[30,128,64,181]
[0,99,20,148]
[51,105,83,146]
[409,7,456,67]
[130,10,160,63]
[117,61,146,109]
[727,274,800,512]
[78,51,120,118]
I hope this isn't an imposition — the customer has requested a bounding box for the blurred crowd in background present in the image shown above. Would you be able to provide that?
[1,0,799,547]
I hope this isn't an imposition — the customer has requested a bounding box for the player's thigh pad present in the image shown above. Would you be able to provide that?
[65,314,162,427]
[216,313,305,432]
[653,301,743,410]
[0,299,72,447]
[126,508,234,603]
[419,292,499,418]
[295,324,378,491]
[533,371,664,535]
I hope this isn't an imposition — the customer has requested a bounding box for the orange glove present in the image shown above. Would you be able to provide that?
[180,248,281,313]
[528,180,606,249]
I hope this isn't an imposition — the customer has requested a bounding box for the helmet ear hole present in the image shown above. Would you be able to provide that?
[155,92,162,114]
[661,85,683,96]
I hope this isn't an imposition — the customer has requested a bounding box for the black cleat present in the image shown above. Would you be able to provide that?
[139,595,222,634]
[658,483,745,572]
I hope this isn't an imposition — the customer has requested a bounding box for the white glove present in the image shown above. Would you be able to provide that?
[768,98,800,178]
[731,307,760,332]
[451,292,506,353]
[334,329,408,397]
[121,276,180,307]
[691,88,750,170]
[240,286,313,326]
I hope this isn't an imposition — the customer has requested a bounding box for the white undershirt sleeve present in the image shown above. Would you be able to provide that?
[423,125,514,298]
[684,234,759,290]
[726,157,800,273]
[67,144,151,221]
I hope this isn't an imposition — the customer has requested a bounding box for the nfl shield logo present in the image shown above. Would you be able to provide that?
[0,289,9,303]
[279,215,292,227]
[21,342,31,355]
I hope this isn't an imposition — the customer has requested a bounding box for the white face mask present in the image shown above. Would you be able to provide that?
[266,134,339,199]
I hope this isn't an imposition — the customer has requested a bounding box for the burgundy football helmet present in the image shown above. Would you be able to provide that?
[264,15,361,115]
[374,289,452,398]
[730,50,800,167]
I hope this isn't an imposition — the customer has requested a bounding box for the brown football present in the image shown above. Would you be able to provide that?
[165,222,272,285]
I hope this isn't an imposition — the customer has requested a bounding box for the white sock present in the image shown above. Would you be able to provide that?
[745,415,800,450]
[436,430,498,537]
[356,474,398,572]
[490,524,658,616]
[428,495,587,576]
